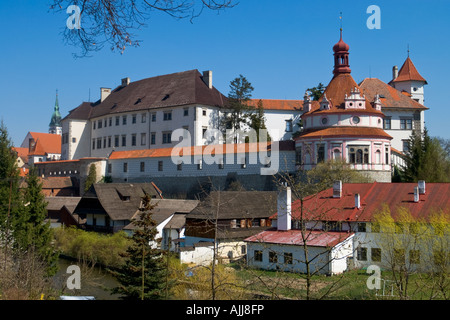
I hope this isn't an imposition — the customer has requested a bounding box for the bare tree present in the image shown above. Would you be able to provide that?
[49,0,236,57]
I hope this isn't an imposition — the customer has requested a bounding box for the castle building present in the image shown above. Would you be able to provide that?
[294,30,393,182]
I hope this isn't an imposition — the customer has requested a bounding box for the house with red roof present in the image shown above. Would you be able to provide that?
[20,132,62,165]
[245,180,449,275]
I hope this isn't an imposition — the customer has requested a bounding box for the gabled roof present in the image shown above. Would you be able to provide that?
[27,132,61,155]
[281,182,450,223]
[303,73,383,116]
[391,57,427,84]
[359,78,428,110]
[75,183,163,221]
[87,70,227,119]
[62,102,95,121]
[187,191,278,220]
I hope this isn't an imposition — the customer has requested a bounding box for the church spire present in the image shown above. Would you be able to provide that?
[49,90,62,135]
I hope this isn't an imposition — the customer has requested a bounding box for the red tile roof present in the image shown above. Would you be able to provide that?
[28,132,61,155]
[283,182,450,223]
[359,78,428,110]
[245,229,354,248]
[294,127,392,140]
[109,141,295,160]
[304,74,384,116]
[391,57,427,84]
[246,99,305,111]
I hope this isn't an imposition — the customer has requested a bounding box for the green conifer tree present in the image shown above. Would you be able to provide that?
[14,168,58,276]
[84,164,97,193]
[112,193,169,300]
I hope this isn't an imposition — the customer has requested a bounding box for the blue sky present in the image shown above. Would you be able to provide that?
[1,0,449,146]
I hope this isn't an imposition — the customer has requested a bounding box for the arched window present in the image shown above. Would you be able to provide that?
[333,149,341,160]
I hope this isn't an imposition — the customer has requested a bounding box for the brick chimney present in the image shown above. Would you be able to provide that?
[121,77,130,87]
[277,186,291,231]
[202,70,213,89]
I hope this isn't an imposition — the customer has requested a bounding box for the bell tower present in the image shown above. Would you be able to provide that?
[49,90,62,135]
[333,29,351,76]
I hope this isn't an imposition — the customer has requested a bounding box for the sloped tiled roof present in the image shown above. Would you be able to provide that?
[294,127,392,140]
[109,141,295,160]
[304,73,383,116]
[391,57,427,84]
[87,70,227,119]
[245,229,354,248]
[63,102,95,121]
[28,132,61,155]
[359,78,428,110]
[279,182,450,223]
[246,99,306,111]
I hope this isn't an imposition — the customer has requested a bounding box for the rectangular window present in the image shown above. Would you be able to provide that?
[98,120,102,129]
[132,114,137,124]
[410,250,420,264]
[400,118,412,130]
[358,223,367,232]
[131,134,137,146]
[317,144,325,163]
[371,248,381,262]
[72,137,76,143]
[123,162,128,173]
[140,162,145,172]
[92,139,96,150]
[109,117,112,127]
[122,116,127,125]
[114,135,119,148]
[202,109,207,116]
[107,163,112,174]
[163,111,172,121]
[97,138,102,149]
[115,116,120,126]
[122,135,127,147]
[269,251,278,263]
[402,140,410,153]
[103,137,107,148]
[141,113,146,123]
[357,247,367,261]
[163,132,172,144]
[286,120,293,132]
[177,162,182,171]
[158,161,163,172]
[151,113,156,122]
[385,147,390,165]
[254,250,263,262]
[284,253,293,265]
[295,147,302,165]
[383,118,391,130]
[141,133,146,146]
[108,136,112,148]
[151,133,156,145]
[184,108,189,116]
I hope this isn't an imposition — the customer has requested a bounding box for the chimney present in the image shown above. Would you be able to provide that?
[100,87,111,102]
[414,186,420,203]
[303,91,312,113]
[202,70,213,89]
[333,181,342,198]
[355,194,361,209]
[277,186,291,231]
[392,66,398,80]
[418,180,426,195]
[121,77,130,87]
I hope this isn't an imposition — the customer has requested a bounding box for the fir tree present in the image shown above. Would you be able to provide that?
[14,167,58,276]
[220,75,254,142]
[306,82,326,101]
[112,192,169,300]
[84,164,97,192]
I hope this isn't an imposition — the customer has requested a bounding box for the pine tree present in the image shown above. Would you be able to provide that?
[84,164,97,192]
[248,99,271,142]
[220,75,254,142]
[112,192,169,300]
[14,167,58,276]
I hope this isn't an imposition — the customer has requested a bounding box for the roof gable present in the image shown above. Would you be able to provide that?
[392,57,427,84]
